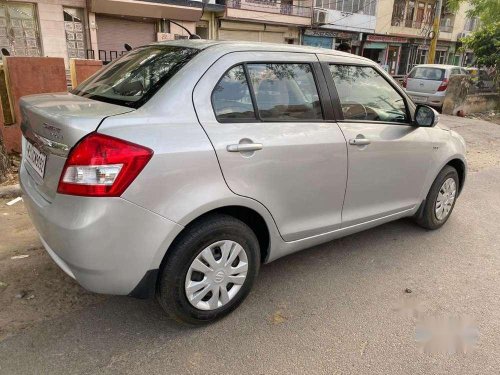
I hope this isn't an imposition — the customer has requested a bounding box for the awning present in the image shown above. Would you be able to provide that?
[88,0,202,21]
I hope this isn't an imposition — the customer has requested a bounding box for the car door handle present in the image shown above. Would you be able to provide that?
[227,143,263,152]
[349,138,371,146]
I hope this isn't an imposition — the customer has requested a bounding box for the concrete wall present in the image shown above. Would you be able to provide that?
[1,57,67,153]
[442,76,500,116]
[69,58,102,88]
[462,94,500,115]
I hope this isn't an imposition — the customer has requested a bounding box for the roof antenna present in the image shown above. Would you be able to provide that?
[1,48,10,56]
[169,20,201,39]
[124,43,133,51]
[165,0,208,40]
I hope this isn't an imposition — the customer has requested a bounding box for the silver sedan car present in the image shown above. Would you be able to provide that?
[20,41,467,324]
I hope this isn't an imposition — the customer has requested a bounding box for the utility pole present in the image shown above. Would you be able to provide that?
[427,0,443,63]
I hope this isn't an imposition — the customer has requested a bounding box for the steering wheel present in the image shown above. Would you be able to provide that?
[342,102,368,120]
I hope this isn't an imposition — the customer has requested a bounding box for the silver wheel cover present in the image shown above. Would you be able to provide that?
[185,240,248,311]
[435,177,457,221]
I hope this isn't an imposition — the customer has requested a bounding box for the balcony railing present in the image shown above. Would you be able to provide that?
[226,0,311,17]
[391,17,433,29]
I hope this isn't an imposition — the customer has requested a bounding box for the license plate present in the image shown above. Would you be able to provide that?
[25,139,47,179]
[411,95,427,103]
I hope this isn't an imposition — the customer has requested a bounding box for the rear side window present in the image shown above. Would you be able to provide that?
[73,45,199,109]
[329,65,408,124]
[212,63,323,122]
[247,64,323,121]
[212,65,256,122]
[409,67,445,81]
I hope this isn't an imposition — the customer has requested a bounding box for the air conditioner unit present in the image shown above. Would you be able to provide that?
[313,9,328,25]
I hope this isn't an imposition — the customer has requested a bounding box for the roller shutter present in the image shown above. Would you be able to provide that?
[96,15,156,55]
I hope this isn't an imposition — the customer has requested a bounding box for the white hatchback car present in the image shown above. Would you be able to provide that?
[403,64,468,110]
[20,41,467,324]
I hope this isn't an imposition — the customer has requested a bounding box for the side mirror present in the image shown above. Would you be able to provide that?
[414,105,439,127]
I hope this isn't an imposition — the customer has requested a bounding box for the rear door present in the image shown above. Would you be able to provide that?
[319,56,433,227]
[193,51,347,241]
[407,66,445,94]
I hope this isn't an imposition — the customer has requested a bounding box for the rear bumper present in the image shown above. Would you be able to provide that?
[406,90,445,107]
[20,163,183,295]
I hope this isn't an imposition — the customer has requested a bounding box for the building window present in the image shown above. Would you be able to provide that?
[391,0,406,26]
[315,0,376,16]
[415,48,428,65]
[436,50,447,64]
[464,17,478,32]
[0,1,40,56]
[64,8,87,59]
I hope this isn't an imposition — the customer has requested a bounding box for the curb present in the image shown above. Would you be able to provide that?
[0,184,21,199]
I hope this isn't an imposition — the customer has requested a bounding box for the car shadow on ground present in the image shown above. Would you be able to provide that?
[10,218,428,335]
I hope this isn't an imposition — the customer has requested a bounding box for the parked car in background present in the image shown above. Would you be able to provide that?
[403,64,468,111]
[20,41,467,324]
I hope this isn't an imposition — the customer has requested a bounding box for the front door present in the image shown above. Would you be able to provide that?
[193,52,347,241]
[319,56,433,227]
[387,46,399,75]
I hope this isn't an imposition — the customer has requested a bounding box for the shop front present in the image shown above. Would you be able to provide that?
[218,20,299,44]
[303,29,360,53]
[362,35,408,75]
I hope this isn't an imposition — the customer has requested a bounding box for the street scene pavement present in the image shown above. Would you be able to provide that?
[0,114,499,374]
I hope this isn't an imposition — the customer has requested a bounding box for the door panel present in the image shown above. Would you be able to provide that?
[193,52,347,241]
[339,122,432,226]
[318,55,433,226]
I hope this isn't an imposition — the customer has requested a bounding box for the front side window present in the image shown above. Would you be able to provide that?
[247,63,323,121]
[329,65,408,123]
[73,45,199,108]
[212,65,256,122]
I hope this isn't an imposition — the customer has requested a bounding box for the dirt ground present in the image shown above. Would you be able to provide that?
[0,198,105,340]
[0,114,499,342]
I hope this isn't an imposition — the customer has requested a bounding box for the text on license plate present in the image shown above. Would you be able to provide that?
[411,96,427,103]
[26,140,47,178]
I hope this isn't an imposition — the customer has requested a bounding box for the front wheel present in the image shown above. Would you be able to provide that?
[156,214,260,324]
[416,165,459,230]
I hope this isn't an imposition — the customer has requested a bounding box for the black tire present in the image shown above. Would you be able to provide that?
[156,214,260,325]
[415,165,459,230]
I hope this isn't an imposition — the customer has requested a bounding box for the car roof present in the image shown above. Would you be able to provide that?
[149,39,374,64]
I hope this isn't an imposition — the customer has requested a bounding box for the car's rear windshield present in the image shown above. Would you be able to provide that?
[72,45,199,108]
[409,67,445,81]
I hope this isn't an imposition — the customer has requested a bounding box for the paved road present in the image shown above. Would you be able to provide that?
[1,116,499,374]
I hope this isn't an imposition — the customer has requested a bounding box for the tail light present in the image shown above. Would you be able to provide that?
[437,78,449,92]
[402,76,408,88]
[58,133,153,197]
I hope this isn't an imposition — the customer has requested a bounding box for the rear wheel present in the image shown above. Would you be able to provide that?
[156,214,260,324]
[416,165,459,230]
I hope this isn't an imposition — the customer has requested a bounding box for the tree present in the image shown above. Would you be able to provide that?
[448,0,500,25]
[461,22,500,69]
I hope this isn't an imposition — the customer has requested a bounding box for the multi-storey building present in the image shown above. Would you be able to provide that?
[373,0,476,75]
[0,0,225,66]
[217,0,311,44]
[86,0,225,63]
[0,0,477,74]
[0,0,88,65]
[307,0,377,53]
